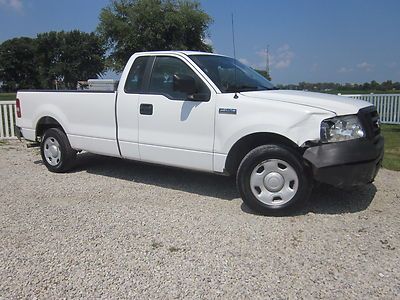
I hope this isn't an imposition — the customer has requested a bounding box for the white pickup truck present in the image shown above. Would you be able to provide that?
[15,51,384,215]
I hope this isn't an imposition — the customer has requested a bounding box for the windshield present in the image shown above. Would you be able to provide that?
[189,55,275,93]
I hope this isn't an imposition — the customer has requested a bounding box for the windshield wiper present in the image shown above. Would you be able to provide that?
[226,85,260,92]
[225,84,277,93]
[259,85,277,90]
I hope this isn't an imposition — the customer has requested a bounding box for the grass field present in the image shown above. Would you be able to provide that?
[381,124,400,171]
[0,93,16,101]
[325,90,400,95]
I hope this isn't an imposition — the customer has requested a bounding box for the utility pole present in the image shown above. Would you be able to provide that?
[266,44,270,76]
[263,44,271,81]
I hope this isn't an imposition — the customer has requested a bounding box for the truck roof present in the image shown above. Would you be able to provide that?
[133,50,223,57]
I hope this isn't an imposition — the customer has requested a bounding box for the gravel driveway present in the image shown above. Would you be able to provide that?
[0,140,399,299]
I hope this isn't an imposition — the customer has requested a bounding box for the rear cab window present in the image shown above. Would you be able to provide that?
[124,56,150,93]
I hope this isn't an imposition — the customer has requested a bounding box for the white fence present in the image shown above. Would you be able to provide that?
[341,94,400,124]
[0,101,16,139]
[0,94,400,139]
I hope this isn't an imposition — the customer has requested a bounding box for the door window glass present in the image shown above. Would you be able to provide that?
[149,56,210,100]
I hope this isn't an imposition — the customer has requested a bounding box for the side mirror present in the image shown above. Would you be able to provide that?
[173,74,196,95]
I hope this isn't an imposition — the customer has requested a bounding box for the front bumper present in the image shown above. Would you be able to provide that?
[303,136,384,187]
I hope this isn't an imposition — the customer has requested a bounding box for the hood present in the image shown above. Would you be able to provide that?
[240,90,372,115]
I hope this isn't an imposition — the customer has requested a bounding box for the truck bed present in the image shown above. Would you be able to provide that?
[17,90,120,157]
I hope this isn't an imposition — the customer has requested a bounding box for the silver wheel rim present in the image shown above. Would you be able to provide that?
[43,137,61,166]
[250,159,299,206]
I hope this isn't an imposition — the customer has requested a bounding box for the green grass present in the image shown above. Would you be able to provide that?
[381,124,400,171]
[0,93,16,101]
[325,90,400,95]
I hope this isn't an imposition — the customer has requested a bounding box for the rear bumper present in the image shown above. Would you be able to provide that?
[303,136,384,187]
[14,125,23,140]
[14,126,37,142]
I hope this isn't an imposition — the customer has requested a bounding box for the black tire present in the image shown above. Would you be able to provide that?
[40,128,76,173]
[237,144,312,216]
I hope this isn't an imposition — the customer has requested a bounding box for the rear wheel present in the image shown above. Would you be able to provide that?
[237,144,312,215]
[40,128,76,173]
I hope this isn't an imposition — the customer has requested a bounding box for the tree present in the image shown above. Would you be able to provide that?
[97,0,213,72]
[255,69,271,81]
[381,80,393,91]
[0,37,40,91]
[275,81,400,93]
[35,31,62,89]
[370,80,379,90]
[0,31,105,91]
[36,30,106,89]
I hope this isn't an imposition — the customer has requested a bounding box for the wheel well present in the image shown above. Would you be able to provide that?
[36,116,65,139]
[224,132,301,175]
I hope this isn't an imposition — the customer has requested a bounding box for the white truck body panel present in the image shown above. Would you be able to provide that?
[16,51,374,174]
[116,92,141,160]
[115,52,218,171]
[243,90,371,115]
[17,91,120,157]
[214,93,335,155]
[137,93,215,171]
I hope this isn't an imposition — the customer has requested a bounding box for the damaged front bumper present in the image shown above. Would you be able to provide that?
[303,136,384,187]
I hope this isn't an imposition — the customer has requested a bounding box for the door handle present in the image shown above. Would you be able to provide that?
[140,103,153,115]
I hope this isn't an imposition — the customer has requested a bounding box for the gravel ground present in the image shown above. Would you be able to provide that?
[0,140,399,299]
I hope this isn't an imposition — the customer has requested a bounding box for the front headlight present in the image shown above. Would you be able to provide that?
[320,115,365,143]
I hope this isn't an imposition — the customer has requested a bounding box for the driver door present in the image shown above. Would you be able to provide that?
[138,55,215,171]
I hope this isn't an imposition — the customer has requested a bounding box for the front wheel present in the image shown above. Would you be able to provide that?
[237,144,312,215]
[40,128,76,173]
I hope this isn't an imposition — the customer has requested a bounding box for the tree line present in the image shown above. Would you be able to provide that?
[276,80,400,93]
[0,0,212,91]
[2,0,396,93]
[0,32,105,91]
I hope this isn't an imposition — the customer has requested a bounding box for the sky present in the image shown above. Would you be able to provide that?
[0,0,399,84]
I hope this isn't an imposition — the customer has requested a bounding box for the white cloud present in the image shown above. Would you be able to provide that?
[0,0,23,11]
[274,44,294,69]
[239,58,250,65]
[357,62,373,72]
[202,37,213,47]
[255,50,268,69]
[338,62,375,73]
[257,44,294,70]
[338,67,353,73]
[311,63,319,72]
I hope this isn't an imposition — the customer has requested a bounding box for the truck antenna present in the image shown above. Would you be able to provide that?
[231,13,238,99]
[266,44,270,77]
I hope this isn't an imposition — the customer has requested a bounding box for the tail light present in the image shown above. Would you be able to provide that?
[16,98,21,118]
